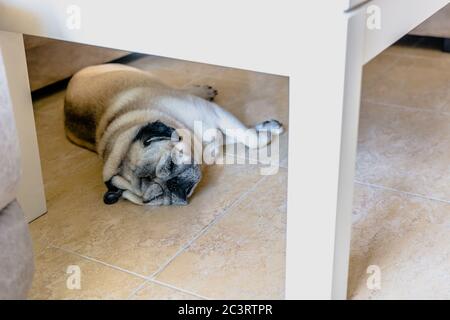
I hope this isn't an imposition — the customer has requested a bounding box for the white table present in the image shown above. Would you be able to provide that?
[0,0,447,299]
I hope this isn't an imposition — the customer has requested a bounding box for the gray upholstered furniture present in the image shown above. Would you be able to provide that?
[0,53,34,299]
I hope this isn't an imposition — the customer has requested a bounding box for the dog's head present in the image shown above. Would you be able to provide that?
[109,120,201,205]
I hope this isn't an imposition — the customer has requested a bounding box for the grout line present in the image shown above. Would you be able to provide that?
[125,273,209,300]
[354,180,450,205]
[47,245,209,300]
[362,99,426,113]
[362,98,450,116]
[50,245,150,280]
[127,277,210,300]
[147,278,210,300]
[127,278,209,300]
[148,174,270,280]
[126,279,152,300]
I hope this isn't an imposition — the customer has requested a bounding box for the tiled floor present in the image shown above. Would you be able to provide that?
[28,36,450,300]
[349,37,450,299]
[28,54,288,299]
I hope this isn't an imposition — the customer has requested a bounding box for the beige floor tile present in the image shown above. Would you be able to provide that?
[349,183,450,300]
[440,97,450,114]
[381,36,422,56]
[361,53,400,100]
[29,224,52,256]
[384,37,450,62]
[33,90,103,203]
[29,247,143,299]
[352,41,450,300]
[126,55,219,82]
[131,281,201,300]
[362,54,450,111]
[362,37,450,94]
[361,38,438,100]
[356,100,450,200]
[155,169,287,299]
[126,55,259,91]
[26,39,128,91]
[30,162,268,277]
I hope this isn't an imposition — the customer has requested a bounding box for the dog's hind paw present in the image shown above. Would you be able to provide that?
[187,84,218,101]
[255,119,284,135]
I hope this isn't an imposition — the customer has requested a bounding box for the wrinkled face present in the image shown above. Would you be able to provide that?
[141,164,202,205]
[125,121,201,204]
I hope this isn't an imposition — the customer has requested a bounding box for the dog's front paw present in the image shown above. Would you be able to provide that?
[255,119,284,135]
[189,84,218,101]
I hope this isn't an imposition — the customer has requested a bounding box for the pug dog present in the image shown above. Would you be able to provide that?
[64,63,283,206]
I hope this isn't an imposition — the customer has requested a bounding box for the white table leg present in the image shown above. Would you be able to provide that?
[331,10,365,299]
[0,31,46,222]
[285,9,365,299]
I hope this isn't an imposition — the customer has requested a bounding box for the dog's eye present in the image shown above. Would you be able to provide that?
[143,139,152,147]
[143,137,166,147]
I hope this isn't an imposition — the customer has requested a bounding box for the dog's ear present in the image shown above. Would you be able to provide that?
[166,165,201,205]
[134,121,175,145]
[103,178,123,205]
